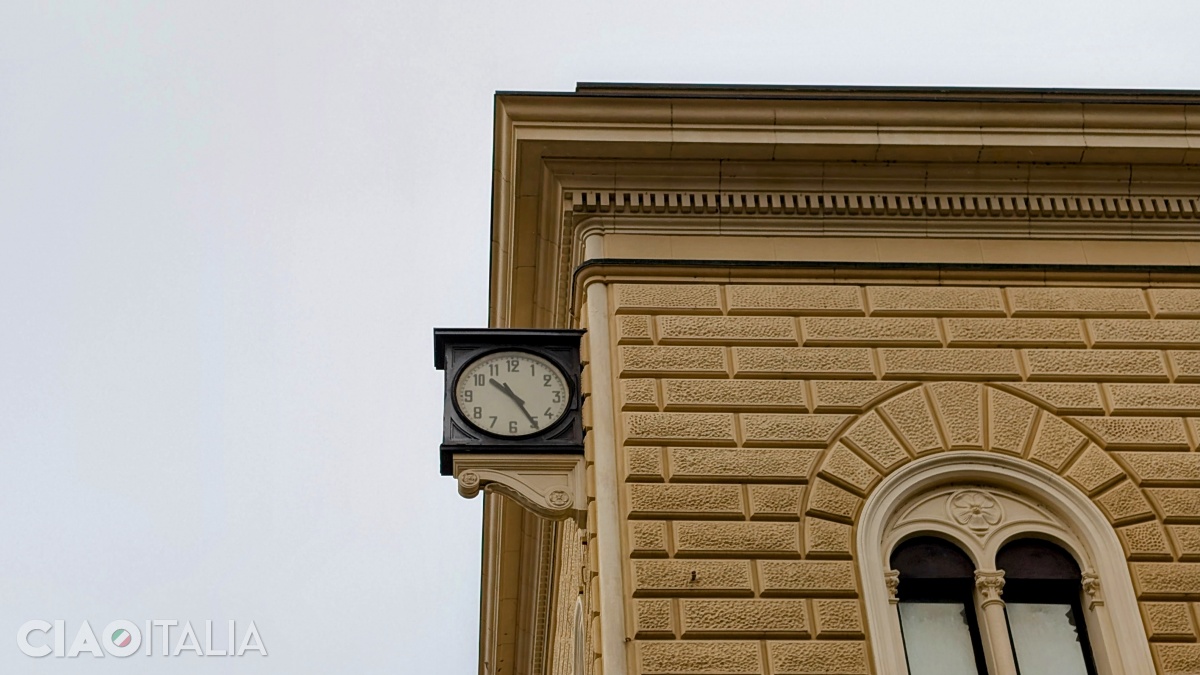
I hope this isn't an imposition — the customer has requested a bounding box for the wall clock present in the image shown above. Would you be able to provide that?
[434,328,585,475]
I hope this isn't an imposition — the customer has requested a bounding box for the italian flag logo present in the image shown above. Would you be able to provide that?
[111,628,132,648]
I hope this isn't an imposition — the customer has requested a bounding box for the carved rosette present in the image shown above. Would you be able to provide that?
[948,489,1004,535]
[975,570,1006,607]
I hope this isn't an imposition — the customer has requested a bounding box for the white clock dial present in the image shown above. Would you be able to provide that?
[454,351,570,437]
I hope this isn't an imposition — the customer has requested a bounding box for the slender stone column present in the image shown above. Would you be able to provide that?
[975,570,1018,675]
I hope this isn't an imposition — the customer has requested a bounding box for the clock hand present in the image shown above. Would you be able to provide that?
[489,378,539,429]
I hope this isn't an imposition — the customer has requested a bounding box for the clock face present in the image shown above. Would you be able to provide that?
[453,350,571,437]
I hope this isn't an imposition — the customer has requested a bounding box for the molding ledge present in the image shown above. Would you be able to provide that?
[454,453,586,522]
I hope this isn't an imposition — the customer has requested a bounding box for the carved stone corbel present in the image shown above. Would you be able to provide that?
[1082,570,1103,610]
[453,453,587,522]
[884,569,901,605]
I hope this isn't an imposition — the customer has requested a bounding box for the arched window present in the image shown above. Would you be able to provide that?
[858,452,1154,675]
[998,539,1096,675]
[891,537,986,675]
[572,597,585,675]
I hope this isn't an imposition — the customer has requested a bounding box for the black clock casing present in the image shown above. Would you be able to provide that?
[434,328,585,475]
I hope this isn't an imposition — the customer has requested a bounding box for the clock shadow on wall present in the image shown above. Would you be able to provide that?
[433,329,585,475]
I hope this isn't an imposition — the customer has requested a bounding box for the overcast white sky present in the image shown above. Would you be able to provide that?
[1,1,1199,672]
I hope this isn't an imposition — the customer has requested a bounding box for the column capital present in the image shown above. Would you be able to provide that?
[975,569,1006,607]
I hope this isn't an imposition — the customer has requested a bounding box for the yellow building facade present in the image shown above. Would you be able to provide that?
[462,85,1200,675]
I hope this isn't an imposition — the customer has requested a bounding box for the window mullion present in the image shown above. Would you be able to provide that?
[974,570,1019,675]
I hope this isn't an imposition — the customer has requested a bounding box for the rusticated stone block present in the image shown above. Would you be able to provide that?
[680,599,809,638]
[667,447,819,483]
[944,318,1085,347]
[800,317,941,346]
[867,286,1005,317]
[674,521,801,558]
[1152,289,1200,318]
[1027,414,1088,471]
[1108,385,1200,415]
[1118,521,1174,561]
[1070,416,1190,450]
[1142,602,1196,641]
[841,412,911,472]
[657,315,797,345]
[630,521,670,557]
[987,388,1039,454]
[768,640,869,675]
[1063,445,1125,495]
[1169,526,1200,561]
[624,413,736,444]
[634,599,674,637]
[628,484,745,519]
[758,560,858,597]
[1154,644,1200,675]
[632,560,754,597]
[1096,480,1157,525]
[627,447,665,481]
[813,599,864,638]
[806,480,863,522]
[749,485,803,520]
[878,348,1021,380]
[621,378,660,410]
[618,315,654,344]
[619,346,728,377]
[818,444,881,496]
[1147,489,1200,523]
[1023,349,1168,382]
[741,414,850,447]
[1008,286,1149,317]
[810,381,911,413]
[727,284,863,316]
[1169,352,1200,383]
[1005,382,1105,415]
[1133,563,1200,599]
[637,640,763,674]
[1090,319,1200,347]
[879,388,944,455]
[663,379,806,411]
[1120,453,1200,485]
[929,382,984,448]
[805,517,853,559]
[615,283,722,314]
[733,347,874,379]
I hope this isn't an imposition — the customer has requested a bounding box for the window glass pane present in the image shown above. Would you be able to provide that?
[1007,603,1089,675]
[898,602,980,675]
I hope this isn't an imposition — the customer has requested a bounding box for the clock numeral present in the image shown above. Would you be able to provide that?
[474,374,485,386]
[509,421,518,433]
[545,408,553,418]
[508,358,520,373]
[463,390,473,402]
[530,364,536,376]
[489,364,499,376]
[543,374,552,387]
[552,390,562,403]
[489,416,497,428]
[472,406,482,419]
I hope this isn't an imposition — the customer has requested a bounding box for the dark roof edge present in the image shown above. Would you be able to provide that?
[494,82,1200,105]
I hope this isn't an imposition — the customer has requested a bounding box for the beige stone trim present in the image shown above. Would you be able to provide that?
[584,281,631,675]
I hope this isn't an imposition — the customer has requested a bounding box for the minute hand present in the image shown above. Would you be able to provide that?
[489,378,539,429]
